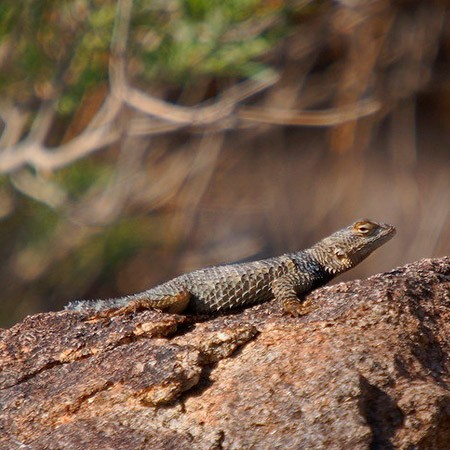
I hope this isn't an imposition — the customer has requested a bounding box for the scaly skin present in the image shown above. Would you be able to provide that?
[66,219,396,317]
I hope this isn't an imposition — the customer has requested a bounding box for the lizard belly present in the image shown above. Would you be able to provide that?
[188,283,273,313]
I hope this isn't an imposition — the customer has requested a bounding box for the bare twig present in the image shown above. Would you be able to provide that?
[0,122,120,172]
[238,97,381,126]
[121,70,279,125]
[0,103,29,147]
[10,170,68,209]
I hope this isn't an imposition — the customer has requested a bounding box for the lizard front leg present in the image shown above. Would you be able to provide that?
[271,275,317,317]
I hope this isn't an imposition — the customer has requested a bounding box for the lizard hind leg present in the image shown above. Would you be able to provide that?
[88,288,191,321]
[115,290,191,316]
[159,291,191,314]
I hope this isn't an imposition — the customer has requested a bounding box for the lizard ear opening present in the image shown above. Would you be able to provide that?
[332,247,352,269]
[333,248,346,258]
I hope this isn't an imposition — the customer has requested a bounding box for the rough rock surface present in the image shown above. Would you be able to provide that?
[1,257,449,449]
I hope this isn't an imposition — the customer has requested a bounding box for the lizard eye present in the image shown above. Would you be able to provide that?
[353,220,377,236]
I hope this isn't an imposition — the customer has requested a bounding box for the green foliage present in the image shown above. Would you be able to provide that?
[132,0,288,82]
[0,0,298,113]
[56,161,113,200]
[0,0,111,110]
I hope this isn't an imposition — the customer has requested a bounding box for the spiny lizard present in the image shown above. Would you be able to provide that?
[66,219,396,317]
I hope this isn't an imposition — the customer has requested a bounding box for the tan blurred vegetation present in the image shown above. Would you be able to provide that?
[0,0,448,327]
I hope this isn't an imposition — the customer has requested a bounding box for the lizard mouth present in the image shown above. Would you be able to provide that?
[367,224,396,253]
[382,224,396,239]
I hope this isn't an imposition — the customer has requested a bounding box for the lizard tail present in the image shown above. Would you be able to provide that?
[65,296,132,311]
[65,278,190,313]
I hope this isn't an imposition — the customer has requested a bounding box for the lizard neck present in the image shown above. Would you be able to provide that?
[290,251,336,288]
[300,241,357,278]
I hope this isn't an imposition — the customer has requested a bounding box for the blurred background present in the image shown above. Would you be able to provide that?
[0,0,448,327]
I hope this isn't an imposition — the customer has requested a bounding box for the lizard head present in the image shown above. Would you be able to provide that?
[309,219,396,275]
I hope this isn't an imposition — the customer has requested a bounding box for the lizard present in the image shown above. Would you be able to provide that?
[65,219,396,317]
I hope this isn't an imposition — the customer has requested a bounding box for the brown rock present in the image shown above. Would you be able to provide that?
[1,258,449,449]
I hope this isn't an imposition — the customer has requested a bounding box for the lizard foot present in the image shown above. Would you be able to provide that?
[282,300,318,317]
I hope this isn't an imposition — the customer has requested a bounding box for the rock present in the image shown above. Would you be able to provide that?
[1,257,449,449]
